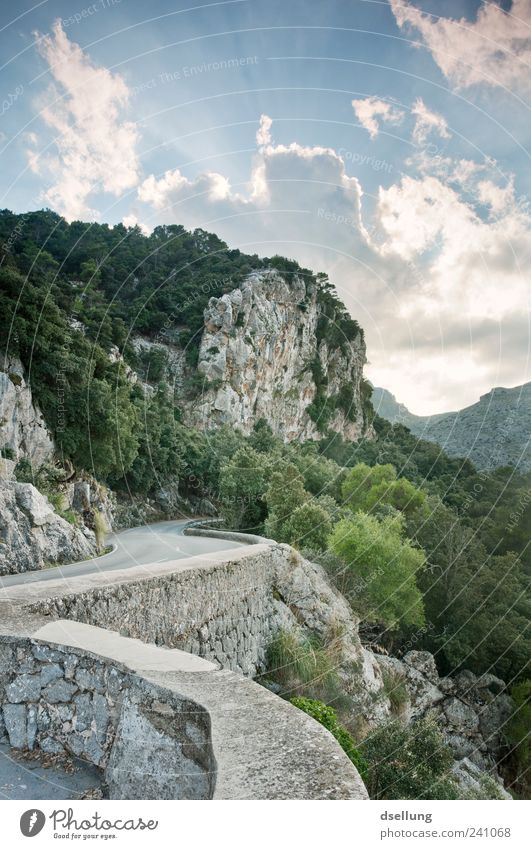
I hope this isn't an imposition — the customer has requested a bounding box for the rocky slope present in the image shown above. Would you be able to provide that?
[282,553,511,797]
[0,479,96,575]
[187,270,372,442]
[372,384,531,472]
[0,354,53,467]
[0,356,108,573]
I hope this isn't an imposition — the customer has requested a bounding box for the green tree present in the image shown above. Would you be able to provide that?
[219,446,270,531]
[342,462,426,518]
[329,512,425,629]
[284,501,333,551]
[264,463,308,542]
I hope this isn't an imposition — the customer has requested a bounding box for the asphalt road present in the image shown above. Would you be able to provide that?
[0,519,242,588]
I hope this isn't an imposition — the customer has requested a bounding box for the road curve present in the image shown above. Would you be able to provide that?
[0,519,243,588]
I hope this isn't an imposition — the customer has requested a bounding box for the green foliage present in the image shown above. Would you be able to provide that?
[381,668,409,716]
[285,501,333,552]
[506,680,531,796]
[410,495,530,681]
[248,418,278,454]
[264,463,308,542]
[265,628,345,706]
[218,446,270,531]
[342,462,426,518]
[329,512,425,629]
[14,458,33,483]
[361,718,455,800]
[290,696,368,780]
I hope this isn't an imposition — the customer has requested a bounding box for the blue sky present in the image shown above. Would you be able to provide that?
[1,0,530,413]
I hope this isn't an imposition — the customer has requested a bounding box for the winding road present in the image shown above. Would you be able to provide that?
[0,519,243,588]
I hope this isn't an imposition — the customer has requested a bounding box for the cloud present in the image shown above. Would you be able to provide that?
[351,96,404,139]
[32,20,140,221]
[133,114,531,415]
[390,0,531,90]
[256,113,273,146]
[122,213,150,235]
[411,97,450,144]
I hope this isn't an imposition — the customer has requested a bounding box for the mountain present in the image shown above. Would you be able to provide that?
[372,384,531,472]
[0,209,373,488]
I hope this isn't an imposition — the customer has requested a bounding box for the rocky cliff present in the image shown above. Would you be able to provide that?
[187,270,372,442]
[373,383,531,472]
[0,354,53,468]
[0,480,96,575]
[0,356,107,573]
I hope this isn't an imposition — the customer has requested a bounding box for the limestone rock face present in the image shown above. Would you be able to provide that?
[0,481,96,575]
[188,270,371,442]
[375,650,513,775]
[0,354,54,468]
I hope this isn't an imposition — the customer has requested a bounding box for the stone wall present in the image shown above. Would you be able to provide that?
[0,623,368,800]
[0,635,215,800]
[26,545,385,710]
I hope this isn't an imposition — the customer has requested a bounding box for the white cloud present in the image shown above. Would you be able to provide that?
[132,114,531,415]
[411,97,450,144]
[477,178,515,215]
[122,213,150,235]
[256,113,273,146]
[378,172,530,320]
[351,96,404,139]
[390,0,531,90]
[32,20,140,221]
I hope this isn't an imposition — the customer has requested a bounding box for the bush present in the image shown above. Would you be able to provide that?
[506,680,531,796]
[284,501,333,551]
[381,668,409,716]
[361,718,455,799]
[329,512,425,629]
[92,509,108,552]
[290,696,368,780]
[264,628,345,706]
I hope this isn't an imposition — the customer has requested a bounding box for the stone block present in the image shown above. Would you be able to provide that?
[40,663,64,687]
[6,673,41,703]
[42,678,78,703]
[3,703,27,748]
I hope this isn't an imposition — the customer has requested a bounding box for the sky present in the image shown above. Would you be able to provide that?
[1,0,530,414]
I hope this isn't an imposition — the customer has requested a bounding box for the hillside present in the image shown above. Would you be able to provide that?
[0,210,372,491]
[372,384,531,472]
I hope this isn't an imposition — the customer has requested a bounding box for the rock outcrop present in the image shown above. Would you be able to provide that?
[0,481,96,575]
[376,650,512,791]
[0,354,53,468]
[188,270,371,442]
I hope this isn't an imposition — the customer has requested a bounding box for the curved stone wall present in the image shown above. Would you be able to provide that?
[0,622,368,800]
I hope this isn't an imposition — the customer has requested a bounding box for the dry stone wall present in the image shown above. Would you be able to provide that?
[0,635,214,800]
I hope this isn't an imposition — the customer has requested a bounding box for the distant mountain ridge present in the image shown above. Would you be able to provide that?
[371,383,531,472]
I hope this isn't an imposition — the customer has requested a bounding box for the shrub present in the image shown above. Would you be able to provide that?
[290,696,368,780]
[361,718,455,799]
[381,668,409,716]
[264,628,345,706]
[329,512,425,629]
[92,508,108,552]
